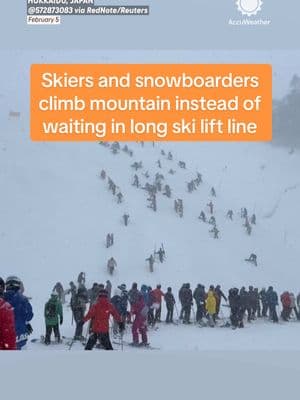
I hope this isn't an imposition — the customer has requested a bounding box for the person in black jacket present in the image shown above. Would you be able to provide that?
[88,283,100,306]
[164,287,175,323]
[111,288,124,336]
[239,287,251,322]
[181,283,193,324]
[215,285,227,317]
[71,286,89,340]
[178,284,185,320]
[254,288,261,318]
[193,284,206,322]
[228,288,243,329]
[248,286,257,320]
[266,286,279,322]
[128,282,140,306]
[118,284,129,323]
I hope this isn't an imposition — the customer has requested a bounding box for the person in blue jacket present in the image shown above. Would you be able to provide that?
[141,284,150,306]
[4,276,34,349]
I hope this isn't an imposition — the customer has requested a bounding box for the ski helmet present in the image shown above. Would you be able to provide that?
[5,276,22,290]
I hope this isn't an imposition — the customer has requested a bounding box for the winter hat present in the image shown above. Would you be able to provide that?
[98,289,108,298]
[167,287,172,292]
[132,282,138,289]
[114,288,121,297]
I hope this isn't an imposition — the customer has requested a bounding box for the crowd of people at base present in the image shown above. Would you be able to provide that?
[2,273,300,351]
[43,279,300,348]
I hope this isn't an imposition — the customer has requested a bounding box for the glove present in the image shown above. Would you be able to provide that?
[26,323,33,335]
[60,317,63,325]
[119,321,125,333]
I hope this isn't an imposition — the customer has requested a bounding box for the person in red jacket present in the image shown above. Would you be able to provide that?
[0,296,17,350]
[82,289,124,350]
[131,293,149,346]
[280,291,292,321]
[151,284,164,323]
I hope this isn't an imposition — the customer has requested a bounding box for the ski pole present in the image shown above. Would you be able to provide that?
[174,303,180,323]
[120,330,124,351]
[68,338,74,351]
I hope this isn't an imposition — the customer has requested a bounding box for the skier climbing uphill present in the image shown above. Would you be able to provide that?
[82,289,124,350]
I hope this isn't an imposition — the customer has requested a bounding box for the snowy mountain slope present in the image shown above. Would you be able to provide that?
[1,127,300,342]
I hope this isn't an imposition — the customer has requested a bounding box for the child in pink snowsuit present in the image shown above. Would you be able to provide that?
[131,294,148,345]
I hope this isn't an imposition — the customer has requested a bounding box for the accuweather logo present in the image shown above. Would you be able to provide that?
[236,0,263,17]
[229,0,270,26]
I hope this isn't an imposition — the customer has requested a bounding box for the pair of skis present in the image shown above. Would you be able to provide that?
[113,339,159,350]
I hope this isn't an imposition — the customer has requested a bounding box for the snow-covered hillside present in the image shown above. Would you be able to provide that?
[1,51,300,351]
[1,134,300,292]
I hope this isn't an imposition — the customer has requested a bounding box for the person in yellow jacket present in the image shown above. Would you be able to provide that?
[206,290,217,327]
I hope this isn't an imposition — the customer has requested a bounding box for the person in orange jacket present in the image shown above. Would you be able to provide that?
[82,289,124,350]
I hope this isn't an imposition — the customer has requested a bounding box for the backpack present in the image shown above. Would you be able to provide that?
[45,301,57,318]
[72,294,86,310]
